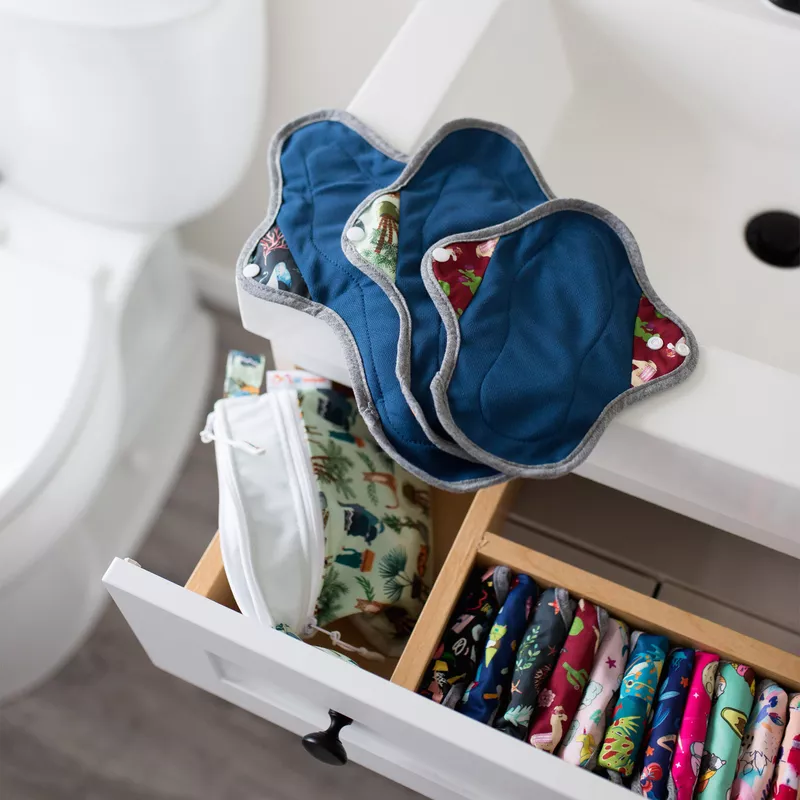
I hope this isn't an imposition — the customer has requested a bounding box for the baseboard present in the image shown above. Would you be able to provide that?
[186,250,239,314]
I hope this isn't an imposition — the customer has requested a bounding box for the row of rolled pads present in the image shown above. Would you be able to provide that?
[417,562,799,800]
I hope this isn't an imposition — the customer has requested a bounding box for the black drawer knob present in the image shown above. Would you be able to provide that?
[302,710,353,766]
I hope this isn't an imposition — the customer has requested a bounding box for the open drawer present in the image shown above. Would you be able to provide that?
[103,482,800,800]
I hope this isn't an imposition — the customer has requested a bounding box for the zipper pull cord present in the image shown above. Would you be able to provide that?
[199,413,266,455]
[303,621,385,662]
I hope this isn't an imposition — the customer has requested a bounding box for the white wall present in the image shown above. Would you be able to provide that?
[181,0,416,271]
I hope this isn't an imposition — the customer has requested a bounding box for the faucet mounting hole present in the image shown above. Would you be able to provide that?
[745,211,800,268]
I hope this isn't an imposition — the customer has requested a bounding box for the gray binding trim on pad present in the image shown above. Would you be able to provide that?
[341,118,555,455]
[422,198,700,478]
[235,108,507,492]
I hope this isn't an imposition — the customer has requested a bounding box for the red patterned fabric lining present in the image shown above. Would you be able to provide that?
[431,238,498,319]
[631,296,688,387]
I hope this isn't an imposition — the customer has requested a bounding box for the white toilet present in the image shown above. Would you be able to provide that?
[0,0,266,700]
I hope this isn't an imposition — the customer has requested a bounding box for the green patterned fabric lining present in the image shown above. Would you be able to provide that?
[296,389,432,642]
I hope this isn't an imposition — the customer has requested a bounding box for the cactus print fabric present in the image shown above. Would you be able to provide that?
[732,680,788,800]
[296,388,434,643]
[418,566,511,707]
[597,632,669,777]
[634,648,695,800]
[671,651,719,800]
[559,618,630,769]
[494,587,573,739]
[771,693,800,800]
[698,661,757,800]
[528,599,608,754]
[459,574,538,724]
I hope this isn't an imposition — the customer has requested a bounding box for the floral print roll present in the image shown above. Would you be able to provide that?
[559,618,630,768]
[671,651,719,800]
[418,566,511,707]
[698,661,757,800]
[459,574,538,725]
[597,632,669,776]
[732,680,788,800]
[771,693,800,800]
[528,599,608,754]
[494,587,573,739]
[634,648,695,799]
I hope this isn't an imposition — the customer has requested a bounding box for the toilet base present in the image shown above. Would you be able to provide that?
[0,306,215,701]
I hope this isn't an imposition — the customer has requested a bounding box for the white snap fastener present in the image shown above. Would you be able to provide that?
[647,335,664,350]
[433,247,451,262]
[675,341,690,357]
[346,226,365,242]
[243,262,260,278]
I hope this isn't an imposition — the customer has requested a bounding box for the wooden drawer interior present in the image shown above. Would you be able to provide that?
[392,485,800,693]
[184,486,477,680]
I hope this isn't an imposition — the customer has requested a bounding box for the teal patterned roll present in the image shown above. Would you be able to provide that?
[596,632,668,777]
[696,661,756,800]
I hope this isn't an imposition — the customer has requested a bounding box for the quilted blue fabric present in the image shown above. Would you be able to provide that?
[393,128,550,445]
[444,208,643,468]
[276,119,500,485]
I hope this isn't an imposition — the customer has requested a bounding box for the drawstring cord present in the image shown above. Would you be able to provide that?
[302,619,385,662]
[199,413,266,455]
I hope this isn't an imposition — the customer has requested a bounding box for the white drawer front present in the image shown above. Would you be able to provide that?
[104,557,627,800]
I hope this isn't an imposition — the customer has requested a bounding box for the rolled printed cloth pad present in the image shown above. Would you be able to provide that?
[494,587,574,739]
[418,566,511,707]
[697,661,757,800]
[633,648,695,800]
[342,121,552,455]
[528,599,609,754]
[771,693,800,800]
[559,618,630,768]
[424,202,698,477]
[459,574,538,724]
[237,111,503,490]
[597,632,669,777]
[671,652,720,800]
[732,680,788,800]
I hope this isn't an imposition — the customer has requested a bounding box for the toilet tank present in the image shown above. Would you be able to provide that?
[0,0,266,227]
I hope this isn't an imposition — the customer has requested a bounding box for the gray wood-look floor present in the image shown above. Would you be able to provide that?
[0,309,421,800]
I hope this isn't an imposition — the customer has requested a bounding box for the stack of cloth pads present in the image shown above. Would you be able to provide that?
[237,110,699,491]
[203,351,435,660]
[419,566,800,800]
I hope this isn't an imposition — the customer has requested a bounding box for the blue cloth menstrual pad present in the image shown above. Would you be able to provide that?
[238,110,698,489]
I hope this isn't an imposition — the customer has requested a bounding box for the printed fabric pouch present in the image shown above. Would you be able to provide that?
[559,618,631,769]
[494,586,574,739]
[203,381,434,659]
[459,574,538,725]
[237,110,503,491]
[528,599,609,754]
[293,386,435,654]
[698,661,757,800]
[418,565,512,707]
[632,648,695,800]
[597,631,669,780]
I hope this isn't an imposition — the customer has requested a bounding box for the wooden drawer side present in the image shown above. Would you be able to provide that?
[391,481,519,690]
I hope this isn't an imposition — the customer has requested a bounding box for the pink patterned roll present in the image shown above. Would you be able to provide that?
[671,651,719,800]
[771,694,800,800]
